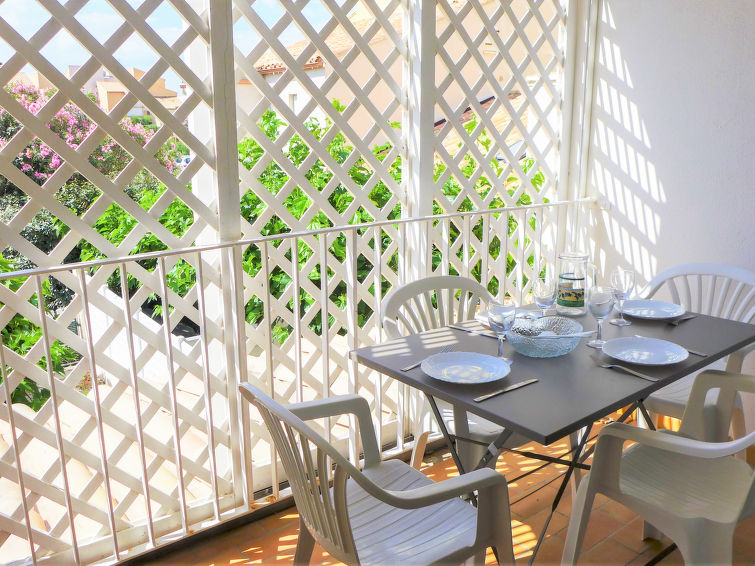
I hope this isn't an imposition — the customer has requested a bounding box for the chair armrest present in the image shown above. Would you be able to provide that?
[289,395,380,467]
[599,421,755,459]
[352,467,507,509]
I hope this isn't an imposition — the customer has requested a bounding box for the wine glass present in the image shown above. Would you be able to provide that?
[586,285,615,349]
[488,299,517,359]
[609,267,635,327]
[533,275,557,319]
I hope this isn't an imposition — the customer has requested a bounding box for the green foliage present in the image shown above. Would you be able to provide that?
[0,257,78,410]
[237,105,401,342]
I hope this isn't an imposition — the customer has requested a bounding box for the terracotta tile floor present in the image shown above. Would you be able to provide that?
[151,436,755,565]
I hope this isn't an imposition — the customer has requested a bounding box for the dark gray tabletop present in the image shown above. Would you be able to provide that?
[353,314,755,445]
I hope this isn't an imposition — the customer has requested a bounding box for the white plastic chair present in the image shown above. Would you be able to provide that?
[239,383,515,565]
[382,275,530,472]
[562,370,755,565]
[640,263,755,441]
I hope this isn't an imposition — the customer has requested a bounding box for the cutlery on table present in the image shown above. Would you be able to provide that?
[400,345,453,372]
[600,363,659,382]
[448,324,498,339]
[668,314,697,326]
[473,378,539,402]
[633,334,708,357]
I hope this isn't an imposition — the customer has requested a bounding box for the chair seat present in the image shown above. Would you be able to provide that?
[617,441,752,524]
[347,459,478,565]
[437,399,530,448]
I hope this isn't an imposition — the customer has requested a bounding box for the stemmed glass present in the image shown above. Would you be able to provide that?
[488,299,517,359]
[609,267,635,327]
[533,271,557,319]
[586,286,615,349]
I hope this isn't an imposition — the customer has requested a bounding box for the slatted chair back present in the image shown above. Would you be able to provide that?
[644,263,755,323]
[383,275,494,340]
[239,384,359,565]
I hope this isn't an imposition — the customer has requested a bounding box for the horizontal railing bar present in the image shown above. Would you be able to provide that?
[0,199,594,281]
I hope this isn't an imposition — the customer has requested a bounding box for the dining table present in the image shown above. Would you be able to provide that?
[351,310,755,564]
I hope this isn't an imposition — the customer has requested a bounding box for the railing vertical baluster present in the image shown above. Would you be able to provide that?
[34,276,80,565]
[503,212,511,300]
[463,215,471,279]
[260,242,278,498]
[482,213,490,290]
[345,229,359,462]
[372,225,383,449]
[442,218,450,275]
[119,263,155,545]
[319,234,331,445]
[292,238,303,404]
[425,219,432,276]
[76,269,119,559]
[399,222,407,284]
[157,258,189,535]
[230,245,253,506]
[520,209,528,305]
[195,252,221,520]
[0,334,37,565]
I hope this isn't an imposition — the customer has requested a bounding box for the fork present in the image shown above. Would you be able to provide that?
[401,345,453,372]
[600,363,659,382]
[668,314,697,326]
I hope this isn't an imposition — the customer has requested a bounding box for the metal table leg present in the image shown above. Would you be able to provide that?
[527,423,593,566]
[426,395,466,474]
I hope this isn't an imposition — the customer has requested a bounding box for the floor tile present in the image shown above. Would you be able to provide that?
[146,448,755,566]
[579,538,638,565]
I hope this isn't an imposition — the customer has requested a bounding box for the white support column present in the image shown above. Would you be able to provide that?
[188,0,245,504]
[404,0,436,282]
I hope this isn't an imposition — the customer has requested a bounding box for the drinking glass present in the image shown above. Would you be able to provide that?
[488,299,517,358]
[609,267,635,327]
[586,286,615,349]
[533,277,557,318]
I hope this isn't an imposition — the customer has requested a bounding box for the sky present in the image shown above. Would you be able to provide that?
[0,0,332,92]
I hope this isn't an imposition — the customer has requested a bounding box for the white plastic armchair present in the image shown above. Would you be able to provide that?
[638,263,755,440]
[562,371,755,565]
[383,276,529,472]
[239,383,515,566]
[383,275,495,339]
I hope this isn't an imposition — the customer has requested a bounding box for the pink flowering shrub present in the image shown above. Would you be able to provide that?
[1,82,191,301]
[0,83,177,187]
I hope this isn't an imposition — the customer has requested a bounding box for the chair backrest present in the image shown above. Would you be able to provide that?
[238,384,360,564]
[382,275,494,340]
[644,263,755,323]
[679,371,755,519]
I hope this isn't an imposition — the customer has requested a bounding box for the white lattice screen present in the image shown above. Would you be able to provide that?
[0,0,572,563]
[430,0,566,301]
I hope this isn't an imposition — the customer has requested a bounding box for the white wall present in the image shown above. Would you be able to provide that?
[586,0,755,285]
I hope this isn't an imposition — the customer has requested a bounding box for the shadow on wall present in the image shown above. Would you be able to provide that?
[588,0,755,282]
[588,0,663,286]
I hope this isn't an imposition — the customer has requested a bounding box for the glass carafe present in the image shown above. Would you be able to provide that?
[556,252,589,316]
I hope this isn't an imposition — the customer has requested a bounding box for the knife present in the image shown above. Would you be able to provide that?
[448,325,499,339]
[473,378,538,402]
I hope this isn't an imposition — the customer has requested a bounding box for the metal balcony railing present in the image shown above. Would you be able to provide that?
[0,199,591,564]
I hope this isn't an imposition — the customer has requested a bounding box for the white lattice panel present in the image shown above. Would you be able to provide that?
[230,0,408,472]
[0,0,233,562]
[431,0,566,295]
[0,0,576,564]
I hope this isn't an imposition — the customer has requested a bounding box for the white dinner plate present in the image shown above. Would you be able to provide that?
[621,299,685,319]
[475,309,538,327]
[602,337,688,365]
[421,352,510,384]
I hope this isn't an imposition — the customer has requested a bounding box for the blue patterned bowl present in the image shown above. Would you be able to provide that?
[505,316,584,358]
